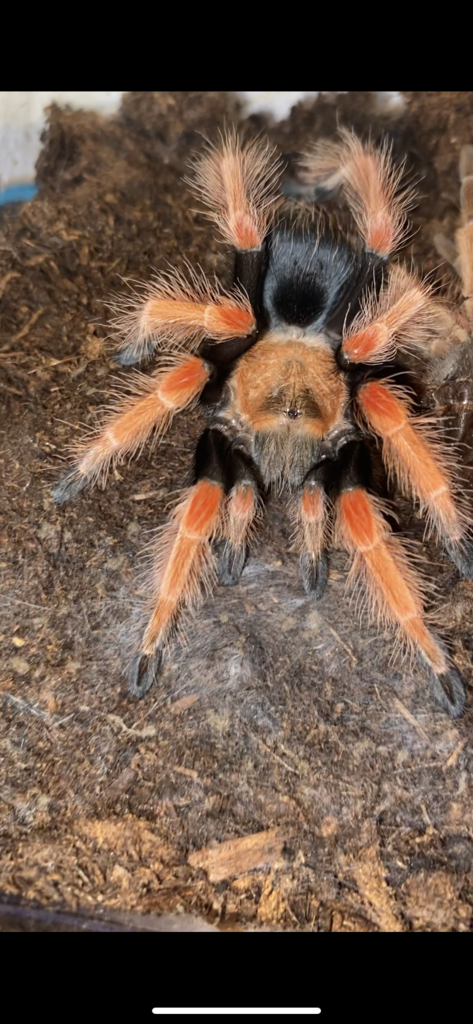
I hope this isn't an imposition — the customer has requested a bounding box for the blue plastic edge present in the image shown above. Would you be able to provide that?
[0,183,38,205]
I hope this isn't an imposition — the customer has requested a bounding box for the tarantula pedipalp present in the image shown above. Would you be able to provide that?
[53,128,473,717]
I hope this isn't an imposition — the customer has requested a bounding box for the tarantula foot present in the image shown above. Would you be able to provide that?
[446,539,473,579]
[114,340,155,366]
[217,540,247,587]
[300,551,329,599]
[128,650,163,698]
[431,666,466,719]
[52,467,88,504]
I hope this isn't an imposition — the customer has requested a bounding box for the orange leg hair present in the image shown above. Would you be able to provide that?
[299,129,412,256]
[226,483,258,549]
[341,265,440,365]
[53,355,210,502]
[188,129,283,250]
[111,264,256,366]
[335,487,448,675]
[296,479,329,597]
[357,380,468,547]
[219,482,260,586]
[141,480,225,655]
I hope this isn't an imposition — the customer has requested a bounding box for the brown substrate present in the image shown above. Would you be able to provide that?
[0,91,473,932]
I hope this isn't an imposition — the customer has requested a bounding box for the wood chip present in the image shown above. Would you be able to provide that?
[171,765,198,779]
[392,697,431,744]
[10,307,48,344]
[0,271,20,299]
[131,489,167,501]
[443,738,466,772]
[188,828,286,883]
[170,694,200,715]
[106,714,157,738]
[350,844,403,932]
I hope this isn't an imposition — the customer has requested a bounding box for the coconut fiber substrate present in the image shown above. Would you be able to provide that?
[1,91,473,932]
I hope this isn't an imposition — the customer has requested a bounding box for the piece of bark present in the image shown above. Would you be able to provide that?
[349,844,403,933]
[188,828,286,883]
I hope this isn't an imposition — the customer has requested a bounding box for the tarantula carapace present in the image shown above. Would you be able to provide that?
[53,129,473,716]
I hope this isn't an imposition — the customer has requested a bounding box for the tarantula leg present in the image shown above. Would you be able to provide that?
[111,264,256,366]
[233,248,267,316]
[339,265,437,366]
[140,476,224,654]
[128,650,163,699]
[130,430,228,694]
[334,442,465,717]
[114,339,156,367]
[357,380,473,573]
[297,464,329,599]
[188,129,282,252]
[444,538,473,578]
[299,129,411,257]
[456,144,473,323]
[300,550,329,599]
[52,354,210,503]
[218,485,255,587]
[218,449,260,587]
[429,666,467,719]
[188,132,282,321]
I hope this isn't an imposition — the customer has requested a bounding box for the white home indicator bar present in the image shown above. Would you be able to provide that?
[152,1011,322,1016]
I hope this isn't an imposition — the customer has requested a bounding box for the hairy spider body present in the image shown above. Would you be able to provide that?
[53,129,473,717]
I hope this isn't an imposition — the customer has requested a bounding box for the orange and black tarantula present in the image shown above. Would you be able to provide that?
[53,129,473,716]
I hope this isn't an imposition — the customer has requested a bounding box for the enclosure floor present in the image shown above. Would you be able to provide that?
[1,92,473,931]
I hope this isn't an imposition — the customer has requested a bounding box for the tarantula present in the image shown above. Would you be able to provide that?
[53,129,473,716]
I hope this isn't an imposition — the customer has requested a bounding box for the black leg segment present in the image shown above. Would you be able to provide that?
[430,665,467,719]
[193,427,232,488]
[300,549,329,599]
[129,650,163,699]
[327,438,372,496]
[114,339,156,367]
[199,334,258,366]
[234,246,267,316]
[445,537,473,580]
